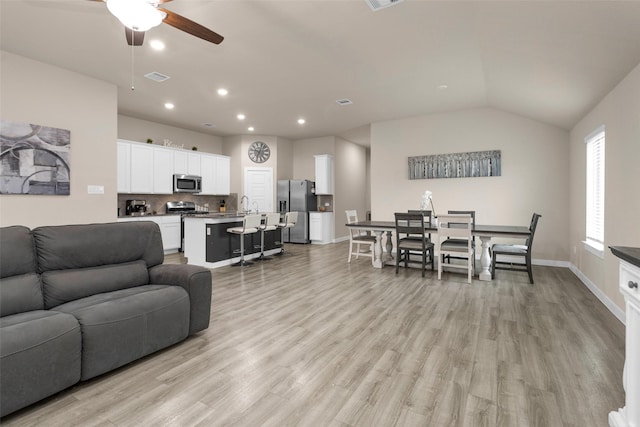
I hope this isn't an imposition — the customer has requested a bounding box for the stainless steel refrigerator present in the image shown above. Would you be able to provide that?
[277,179,317,243]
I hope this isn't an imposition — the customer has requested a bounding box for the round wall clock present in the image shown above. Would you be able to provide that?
[248,141,271,163]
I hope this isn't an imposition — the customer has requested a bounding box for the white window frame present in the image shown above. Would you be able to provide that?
[583,125,605,258]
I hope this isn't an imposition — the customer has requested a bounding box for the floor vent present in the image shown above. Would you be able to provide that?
[144,72,171,82]
[364,0,404,12]
[336,99,353,106]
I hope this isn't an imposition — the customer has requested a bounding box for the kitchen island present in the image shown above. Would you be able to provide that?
[184,214,282,268]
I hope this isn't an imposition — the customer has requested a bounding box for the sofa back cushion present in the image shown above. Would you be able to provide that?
[0,226,44,316]
[33,222,165,309]
[42,261,150,308]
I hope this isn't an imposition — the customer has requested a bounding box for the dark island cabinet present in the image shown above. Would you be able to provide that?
[206,222,281,263]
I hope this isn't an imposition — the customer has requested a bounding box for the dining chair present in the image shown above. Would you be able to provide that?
[491,213,542,284]
[437,214,474,283]
[346,210,376,264]
[441,210,476,268]
[394,212,435,277]
[255,212,281,261]
[227,213,262,266]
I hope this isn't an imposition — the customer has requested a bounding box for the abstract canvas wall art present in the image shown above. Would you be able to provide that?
[408,150,501,180]
[0,120,70,195]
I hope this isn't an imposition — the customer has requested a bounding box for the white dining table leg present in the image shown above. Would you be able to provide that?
[372,230,384,268]
[478,235,492,281]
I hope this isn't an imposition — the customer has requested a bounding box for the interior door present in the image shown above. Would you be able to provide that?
[244,167,274,213]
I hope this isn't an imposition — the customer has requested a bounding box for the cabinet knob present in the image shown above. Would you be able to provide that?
[629,281,639,289]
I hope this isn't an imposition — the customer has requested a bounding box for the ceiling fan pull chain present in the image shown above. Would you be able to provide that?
[131,42,135,91]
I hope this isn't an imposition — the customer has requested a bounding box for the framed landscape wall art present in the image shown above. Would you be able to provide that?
[0,120,70,195]
[408,150,501,180]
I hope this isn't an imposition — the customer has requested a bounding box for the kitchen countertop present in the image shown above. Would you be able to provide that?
[610,246,640,269]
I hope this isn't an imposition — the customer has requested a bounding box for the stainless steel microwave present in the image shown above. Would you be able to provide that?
[173,174,202,193]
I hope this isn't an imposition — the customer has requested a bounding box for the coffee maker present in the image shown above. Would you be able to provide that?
[125,199,147,216]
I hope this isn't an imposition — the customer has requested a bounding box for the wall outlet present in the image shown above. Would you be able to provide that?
[87,185,104,194]
[324,202,330,206]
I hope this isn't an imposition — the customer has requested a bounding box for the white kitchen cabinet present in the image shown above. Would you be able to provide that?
[309,212,334,244]
[173,151,188,175]
[117,141,131,193]
[610,252,640,427]
[117,215,181,253]
[315,154,334,195]
[200,153,230,195]
[214,155,230,195]
[153,146,174,194]
[188,153,201,176]
[130,143,154,194]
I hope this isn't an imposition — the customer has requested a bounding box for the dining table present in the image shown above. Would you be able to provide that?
[346,220,531,281]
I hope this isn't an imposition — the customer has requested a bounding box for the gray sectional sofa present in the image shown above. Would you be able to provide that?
[0,221,212,417]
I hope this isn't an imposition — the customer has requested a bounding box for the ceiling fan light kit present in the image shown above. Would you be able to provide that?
[106,0,165,31]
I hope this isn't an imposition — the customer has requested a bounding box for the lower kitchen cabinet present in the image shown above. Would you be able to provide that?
[309,212,334,244]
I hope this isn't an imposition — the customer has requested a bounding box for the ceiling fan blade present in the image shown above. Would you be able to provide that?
[158,8,223,45]
[125,27,145,46]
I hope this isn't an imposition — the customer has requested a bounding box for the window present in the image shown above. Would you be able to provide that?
[585,125,605,256]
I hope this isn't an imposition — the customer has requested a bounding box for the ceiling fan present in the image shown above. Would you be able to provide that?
[92,0,224,46]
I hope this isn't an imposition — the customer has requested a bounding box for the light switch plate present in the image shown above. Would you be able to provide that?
[87,185,104,194]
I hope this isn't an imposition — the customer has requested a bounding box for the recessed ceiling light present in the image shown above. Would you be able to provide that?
[149,40,165,50]
[164,102,175,109]
[248,126,255,132]
[217,88,228,96]
[237,113,246,120]
[437,84,449,90]
[297,118,306,125]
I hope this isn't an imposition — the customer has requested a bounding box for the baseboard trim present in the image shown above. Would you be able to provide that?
[569,263,625,325]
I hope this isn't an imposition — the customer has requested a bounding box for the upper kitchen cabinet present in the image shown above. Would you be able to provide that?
[153,146,174,194]
[200,153,230,195]
[117,141,131,193]
[117,139,230,195]
[315,154,334,195]
[174,151,201,176]
[130,143,154,194]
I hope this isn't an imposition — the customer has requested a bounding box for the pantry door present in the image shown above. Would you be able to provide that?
[244,167,274,213]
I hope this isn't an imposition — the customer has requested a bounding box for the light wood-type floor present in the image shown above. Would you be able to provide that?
[2,242,626,427]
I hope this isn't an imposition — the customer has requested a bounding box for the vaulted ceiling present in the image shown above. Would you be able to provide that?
[2,1,640,145]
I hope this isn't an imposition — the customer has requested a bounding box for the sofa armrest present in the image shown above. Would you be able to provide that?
[148,264,212,335]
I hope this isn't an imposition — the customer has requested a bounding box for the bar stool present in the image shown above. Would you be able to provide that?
[275,211,298,255]
[227,214,262,266]
[255,212,280,261]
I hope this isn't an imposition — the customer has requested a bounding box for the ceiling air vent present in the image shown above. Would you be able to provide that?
[365,0,404,12]
[336,99,353,106]
[144,72,171,82]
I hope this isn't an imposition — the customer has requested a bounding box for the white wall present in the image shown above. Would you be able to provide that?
[0,51,118,227]
[370,107,571,262]
[117,115,223,153]
[569,62,640,312]
[335,137,368,239]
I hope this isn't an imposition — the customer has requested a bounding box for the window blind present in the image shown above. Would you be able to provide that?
[586,127,605,246]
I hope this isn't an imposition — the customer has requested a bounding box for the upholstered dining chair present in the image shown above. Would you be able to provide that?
[437,214,474,284]
[227,213,262,266]
[491,213,542,284]
[394,212,435,277]
[346,210,376,264]
[441,210,476,267]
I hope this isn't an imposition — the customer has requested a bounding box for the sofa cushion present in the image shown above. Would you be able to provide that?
[33,221,164,273]
[0,273,44,317]
[0,225,37,278]
[54,285,190,380]
[42,260,149,309]
[0,310,81,417]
